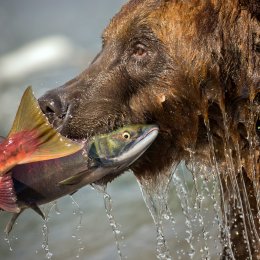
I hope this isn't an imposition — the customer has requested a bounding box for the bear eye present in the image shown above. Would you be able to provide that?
[122,131,131,140]
[132,44,147,58]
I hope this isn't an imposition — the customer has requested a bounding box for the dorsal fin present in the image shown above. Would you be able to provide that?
[8,87,83,164]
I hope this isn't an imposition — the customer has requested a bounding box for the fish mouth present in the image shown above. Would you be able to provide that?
[136,125,159,146]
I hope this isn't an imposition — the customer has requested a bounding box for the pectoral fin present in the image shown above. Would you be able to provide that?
[4,205,45,234]
[30,204,45,220]
[5,210,24,234]
[8,87,83,164]
[58,171,88,186]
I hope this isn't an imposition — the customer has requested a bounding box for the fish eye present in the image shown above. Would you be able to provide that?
[122,131,131,140]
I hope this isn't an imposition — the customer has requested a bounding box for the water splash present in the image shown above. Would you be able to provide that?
[164,204,176,232]
[202,115,235,258]
[196,166,222,256]
[234,141,260,242]
[173,164,196,259]
[41,203,54,260]
[191,170,212,259]
[248,98,260,217]
[137,168,174,260]
[199,90,260,259]
[70,196,85,258]
[221,109,253,258]
[53,201,61,215]
[4,234,13,252]
[92,184,126,260]
[188,161,225,257]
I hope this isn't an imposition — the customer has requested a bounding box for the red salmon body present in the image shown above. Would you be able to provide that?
[0,87,83,218]
[0,131,40,175]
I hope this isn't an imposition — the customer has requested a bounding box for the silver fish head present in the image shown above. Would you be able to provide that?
[89,124,159,168]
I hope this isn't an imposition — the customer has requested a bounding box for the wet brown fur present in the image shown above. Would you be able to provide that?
[39,0,260,258]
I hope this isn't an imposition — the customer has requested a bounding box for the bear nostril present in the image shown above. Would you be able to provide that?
[38,93,68,123]
[45,104,56,114]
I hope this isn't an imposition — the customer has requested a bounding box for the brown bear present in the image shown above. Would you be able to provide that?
[38,0,260,258]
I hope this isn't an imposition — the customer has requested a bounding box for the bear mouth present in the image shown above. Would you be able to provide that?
[41,101,71,134]
[38,92,139,142]
[44,102,137,142]
[52,104,73,133]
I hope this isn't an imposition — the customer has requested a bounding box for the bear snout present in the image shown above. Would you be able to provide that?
[38,90,69,130]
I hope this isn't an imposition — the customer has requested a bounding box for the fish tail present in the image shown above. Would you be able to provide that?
[8,87,83,164]
[0,174,20,213]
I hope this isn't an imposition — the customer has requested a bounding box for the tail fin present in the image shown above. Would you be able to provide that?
[8,87,83,164]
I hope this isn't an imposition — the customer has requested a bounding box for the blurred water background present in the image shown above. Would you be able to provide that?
[0,1,221,259]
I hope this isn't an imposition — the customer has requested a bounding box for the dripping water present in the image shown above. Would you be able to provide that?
[173,164,196,259]
[221,109,253,258]
[53,201,61,215]
[232,105,260,255]
[248,97,260,257]
[248,99,260,218]
[192,163,223,256]
[164,204,176,232]
[70,196,85,258]
[136,158,223,259]
[204,116,235,259]
[234,141,260,243]
[184,162,212,259]
[4,234,13,252]
[92,183,126,260]
[137,168,174,260]
[40,203,55,260]
[2,214,18,252]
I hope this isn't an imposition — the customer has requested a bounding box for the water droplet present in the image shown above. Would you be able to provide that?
[92,184,126,260]
[46,252,53,259]
[4,235,13,251]
[137,169,173,260]
[70,196,85,259]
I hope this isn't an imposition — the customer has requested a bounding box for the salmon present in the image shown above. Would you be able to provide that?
[0,87,83,213]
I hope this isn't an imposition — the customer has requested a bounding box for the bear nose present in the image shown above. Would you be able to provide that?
[38,92,68,121]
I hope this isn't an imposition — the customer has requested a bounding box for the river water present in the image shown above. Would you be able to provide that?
[0,1,222,259]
